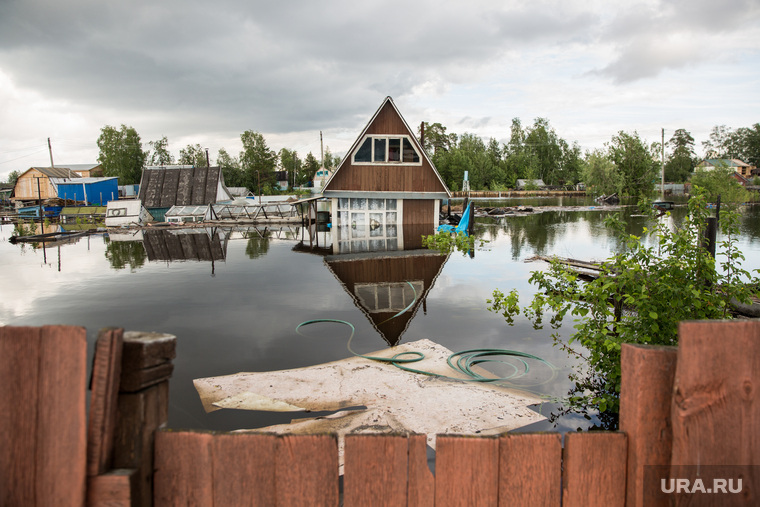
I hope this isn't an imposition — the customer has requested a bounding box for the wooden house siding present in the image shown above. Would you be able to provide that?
[402,199,437,225]
[12,167,82,201]
[325,99,448,196]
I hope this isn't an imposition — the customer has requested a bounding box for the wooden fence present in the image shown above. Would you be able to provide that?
[1,320,758,506]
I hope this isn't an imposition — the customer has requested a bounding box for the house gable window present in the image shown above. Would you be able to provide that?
[352,135,421,165]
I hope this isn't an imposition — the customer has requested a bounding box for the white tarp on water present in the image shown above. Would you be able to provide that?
[194,339,545,456]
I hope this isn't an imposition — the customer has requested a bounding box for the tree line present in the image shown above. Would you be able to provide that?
[423,120,760,196]
[94,125,341,193]
[8,120,756,196]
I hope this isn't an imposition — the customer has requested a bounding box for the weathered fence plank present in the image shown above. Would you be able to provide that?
[669,320,760,505]
[620,343,678,507]
[407,434,434,507]
[87,328,124,477]
[435,436,499,507]
[37,325,88,506]
[562,432,627,507]
[275,434,339,506]
[498,433,561,506]
[87,469,137,507]
[154,431,213,506]
[212,433,276,507]
[344,434,408,506]
[0,326,42,506]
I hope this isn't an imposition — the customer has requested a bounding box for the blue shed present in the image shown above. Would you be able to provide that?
[57,177,119,205]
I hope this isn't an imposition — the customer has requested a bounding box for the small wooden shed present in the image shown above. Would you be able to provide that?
[138,166,233,221]
[12,167,81,202]
[323,97,450,245]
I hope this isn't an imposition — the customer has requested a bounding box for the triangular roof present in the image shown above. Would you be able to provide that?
[323,96,450,198]
[24,167,82,179]
[324,249,449,346]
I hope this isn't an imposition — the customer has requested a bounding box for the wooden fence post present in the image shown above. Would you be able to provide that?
[562,432,627,507]
[620,343,678,507]
[112,331,176,507]
[667,320,759,505]
[435,435,499,506]
[0,325,87,507]
[499,433,562,506]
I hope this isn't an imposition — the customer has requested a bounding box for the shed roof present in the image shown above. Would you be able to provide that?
[138,166,232,208]
[25,167,83,179]
[700,159,751,168]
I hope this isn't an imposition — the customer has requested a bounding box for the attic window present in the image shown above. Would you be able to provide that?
[353,136,421,165]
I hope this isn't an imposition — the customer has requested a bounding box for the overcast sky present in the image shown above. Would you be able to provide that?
[1,0,758,181]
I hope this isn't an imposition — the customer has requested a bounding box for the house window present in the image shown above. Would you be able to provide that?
[336,198,400,252]
[352,135,421,165]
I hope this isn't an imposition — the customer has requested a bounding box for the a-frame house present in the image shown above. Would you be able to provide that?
[323,97,450,254]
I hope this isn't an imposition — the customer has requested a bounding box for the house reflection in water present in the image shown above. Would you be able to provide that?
[141,228,227,263]
[324,247,448,347]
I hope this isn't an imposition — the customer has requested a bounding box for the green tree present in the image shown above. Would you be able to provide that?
[524,118,564,185]
[323,147,341,170]
[218,148,245,188]
[6,170,20,185]
[488,190,758,423]
[302,152,319,187]
[240,131,276,192]
[733,123,760,168]
[278,148,301,189]
[665,129,695,182]
[147,136,175,166]
[418,122,457,155]
[690,165,751,204]
[608,131,657,197]
[97,124,146,185]
[582,149,622,195]
[179,144,208,167]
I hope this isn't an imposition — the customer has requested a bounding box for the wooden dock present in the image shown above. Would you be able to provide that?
[1,321,758,506]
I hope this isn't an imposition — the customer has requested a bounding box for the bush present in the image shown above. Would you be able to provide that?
[488,189,758,425]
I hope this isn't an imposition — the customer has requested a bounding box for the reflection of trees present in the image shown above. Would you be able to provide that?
[104,238,147,271]
[245,233,270,259]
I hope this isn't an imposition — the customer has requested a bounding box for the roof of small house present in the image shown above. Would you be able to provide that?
[699,159,751,168]
[138,166,232,208]
[25,167,83,179]
[323,96,450,199]
[516,179,546,188]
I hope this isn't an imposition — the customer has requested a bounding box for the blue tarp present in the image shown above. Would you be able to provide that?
[437,202,472,235]
[57,178,119,205]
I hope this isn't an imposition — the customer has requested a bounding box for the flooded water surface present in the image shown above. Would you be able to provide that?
[3,197,760,433]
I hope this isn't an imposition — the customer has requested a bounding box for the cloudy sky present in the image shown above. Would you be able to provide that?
[1,0,758,181]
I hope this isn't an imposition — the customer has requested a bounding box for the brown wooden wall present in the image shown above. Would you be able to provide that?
[403,199,437,225]
[326,102,447,194]
[14,169,58,200]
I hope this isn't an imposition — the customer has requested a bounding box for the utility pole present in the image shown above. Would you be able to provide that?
[205,148,210,168]
[47,137,55,169]
[661,128,665,201]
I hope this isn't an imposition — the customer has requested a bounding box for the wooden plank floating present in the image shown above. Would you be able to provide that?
[434,436,499,507]
[562,432,627,507]
[499,433,562,506]
[620,343,677,507]
[344,434,409,506]
[87,328,124,477]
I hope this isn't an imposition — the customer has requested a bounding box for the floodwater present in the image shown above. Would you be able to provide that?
[2,196,760,433]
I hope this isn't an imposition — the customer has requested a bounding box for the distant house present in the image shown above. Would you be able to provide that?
[323,96,450,244]
[12,167,82,203]
[227,187,252,199]
[61,163,104,178]
[274,171,289,191]
[516,179,546,190]
[696,159,755,178]
[313,167,332,191]
[138,166,233,220]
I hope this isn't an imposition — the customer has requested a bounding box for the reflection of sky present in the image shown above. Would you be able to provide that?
[3,205,760,432]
